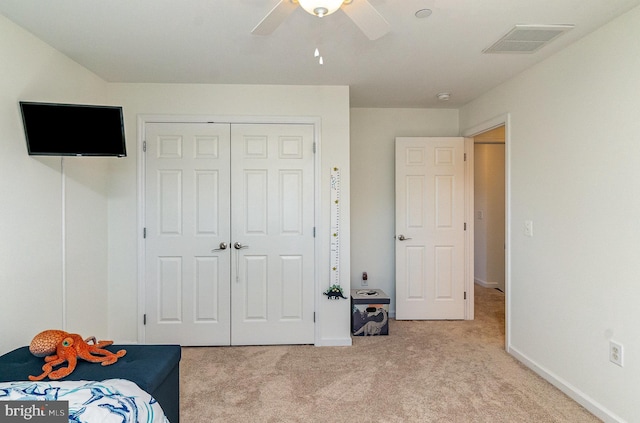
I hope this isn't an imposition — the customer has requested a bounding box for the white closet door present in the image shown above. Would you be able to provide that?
[230,123,315,345]
[144,122,315,345]
[145,122,231,345]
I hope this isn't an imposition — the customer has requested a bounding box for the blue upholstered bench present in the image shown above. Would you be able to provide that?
[0,344,181,423]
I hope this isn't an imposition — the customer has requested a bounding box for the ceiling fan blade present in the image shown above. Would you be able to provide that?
[251,0,298,35]
[342,0,390,41]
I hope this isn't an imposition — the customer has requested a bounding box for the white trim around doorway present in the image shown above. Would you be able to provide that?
[463,113,511,352]
[136,114,322,346]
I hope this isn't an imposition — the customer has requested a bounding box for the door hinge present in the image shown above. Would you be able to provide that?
[143,227,147,238]
[313,312,316,323]
[143,141,147,152]
[313,142,316,154]
[464,222,467,231]
[143,314,147,325]
[464,292,467,300]
[464,153,467,161]
[313,227,316,238]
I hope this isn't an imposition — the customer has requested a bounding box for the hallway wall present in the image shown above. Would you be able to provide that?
[474,129,505,291]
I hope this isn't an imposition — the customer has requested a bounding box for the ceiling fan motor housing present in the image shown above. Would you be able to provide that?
[298,0,344,17]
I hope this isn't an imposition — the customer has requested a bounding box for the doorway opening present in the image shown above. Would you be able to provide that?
[464,114,510,350]
[473,126,505,293]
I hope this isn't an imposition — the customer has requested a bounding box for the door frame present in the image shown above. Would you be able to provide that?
[465,137,475,320]
[136,114,322,345]
[462,113,511,351]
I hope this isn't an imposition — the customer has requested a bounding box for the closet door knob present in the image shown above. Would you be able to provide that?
[212,242,228,252]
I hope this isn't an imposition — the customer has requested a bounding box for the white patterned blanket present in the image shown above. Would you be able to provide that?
[0,379,168,423]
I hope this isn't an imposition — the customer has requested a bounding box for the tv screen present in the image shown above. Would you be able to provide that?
[20,102,126,157]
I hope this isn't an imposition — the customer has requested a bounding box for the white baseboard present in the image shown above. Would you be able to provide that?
[474,278,499,288]
[508,345,625,423]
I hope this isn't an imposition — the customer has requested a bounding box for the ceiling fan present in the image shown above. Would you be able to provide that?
[252,0,391,41]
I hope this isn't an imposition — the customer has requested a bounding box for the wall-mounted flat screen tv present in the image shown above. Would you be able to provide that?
[20,102,126,157]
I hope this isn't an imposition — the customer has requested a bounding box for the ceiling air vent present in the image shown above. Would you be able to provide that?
[483,24,574,54]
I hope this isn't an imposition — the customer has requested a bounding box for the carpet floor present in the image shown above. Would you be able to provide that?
[179,286,600,422]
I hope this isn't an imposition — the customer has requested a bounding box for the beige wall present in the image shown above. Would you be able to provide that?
[0,15,110,354]
[460,6,640,421]
[349,108,459,314]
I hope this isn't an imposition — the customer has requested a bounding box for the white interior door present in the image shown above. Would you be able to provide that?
[144,121,315,345]
[145,122,231,345]
[230,124,315,345]
[395,137,466,320]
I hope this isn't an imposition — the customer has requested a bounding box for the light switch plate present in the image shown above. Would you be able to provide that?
[524,220,534,237]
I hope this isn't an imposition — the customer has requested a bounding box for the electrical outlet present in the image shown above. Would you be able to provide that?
[610,341,623,367]
[361,271,368,286]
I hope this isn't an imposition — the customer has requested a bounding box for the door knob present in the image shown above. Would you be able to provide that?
[234,242,249,250]
[397,234,412,241]
[212,242,228,252]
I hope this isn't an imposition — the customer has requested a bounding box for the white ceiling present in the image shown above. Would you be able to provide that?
[1,0,638,108]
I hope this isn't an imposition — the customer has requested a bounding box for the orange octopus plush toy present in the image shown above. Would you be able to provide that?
[28,330,126,381]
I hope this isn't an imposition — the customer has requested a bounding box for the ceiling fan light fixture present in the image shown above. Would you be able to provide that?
[298,0,344,17]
